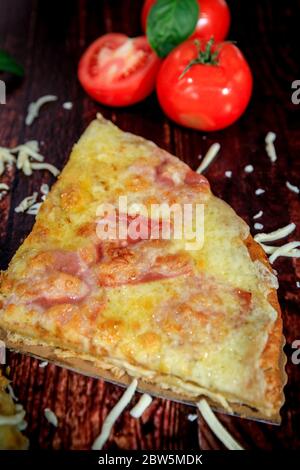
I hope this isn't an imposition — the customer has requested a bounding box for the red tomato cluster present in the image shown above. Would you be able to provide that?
[78,0,253,131]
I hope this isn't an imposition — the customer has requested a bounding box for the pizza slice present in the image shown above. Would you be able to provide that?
[0,114,286,423]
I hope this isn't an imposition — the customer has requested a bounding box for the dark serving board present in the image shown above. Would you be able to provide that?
[0,0,299,450]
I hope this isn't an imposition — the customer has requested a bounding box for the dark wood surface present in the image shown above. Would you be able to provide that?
[0,0,299,450]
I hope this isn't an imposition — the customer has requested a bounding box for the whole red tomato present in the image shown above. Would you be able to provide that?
[142,0,231,42]
[78,33,161,107]
[156,39,253,131]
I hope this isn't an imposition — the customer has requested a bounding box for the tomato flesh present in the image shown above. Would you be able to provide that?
[156,39,253,131]
[142,0,231,42]
[78,34,161,107]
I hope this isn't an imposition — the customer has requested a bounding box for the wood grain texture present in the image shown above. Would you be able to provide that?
[0,0,299,450]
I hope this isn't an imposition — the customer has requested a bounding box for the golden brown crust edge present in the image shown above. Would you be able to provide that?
[244,235,287,420]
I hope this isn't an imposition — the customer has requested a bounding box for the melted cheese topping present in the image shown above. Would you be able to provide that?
[0,115,282,418]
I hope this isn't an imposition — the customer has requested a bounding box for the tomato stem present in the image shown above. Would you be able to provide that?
[179,38,220,79]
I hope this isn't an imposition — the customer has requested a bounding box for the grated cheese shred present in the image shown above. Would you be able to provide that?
[196,143,221,174]
[130,393,152,418]
[254,223,296,243]
[92,379,138,450]
[25,95,58,126]
[265,131,277,163]
[286,181,300,194]
[268,241,300,264]
[254,223,300,263]
[197,399,244,450]
[15,192,38,213]
[44,408,58,427]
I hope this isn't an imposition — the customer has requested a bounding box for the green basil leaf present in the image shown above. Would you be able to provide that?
[0,50,24,76]
[147,0,199,58]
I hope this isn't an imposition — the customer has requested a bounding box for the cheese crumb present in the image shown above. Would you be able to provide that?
[130,394,152,418]
[253,210,263,219]
[15,192,38,213]
[244,164,254,173]
[255,188,265,196]
[25,95,58,126]
[187,413,198,422]
[62,101,73,110]
[44,408,58,427]
[39,361,48,368]
[225,170,232,178]
[196,143,221,174]
[286,181,300,194]
[254,222,264,230]
[265,131,277,163]
[296,281,300,288]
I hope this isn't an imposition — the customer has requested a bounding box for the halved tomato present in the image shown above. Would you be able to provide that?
[78,33,161,107]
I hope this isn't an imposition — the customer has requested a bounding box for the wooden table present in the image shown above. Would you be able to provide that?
[0,0,299,450]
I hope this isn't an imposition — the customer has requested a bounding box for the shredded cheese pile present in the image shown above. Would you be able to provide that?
[196,143,221,174]
[13,141,59,177]
[25,95,58,126]
[265,131,277,163]
[197,399,244,450]
[254,222,300,263]
[92,379,138,450]
[0,141,59,181]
